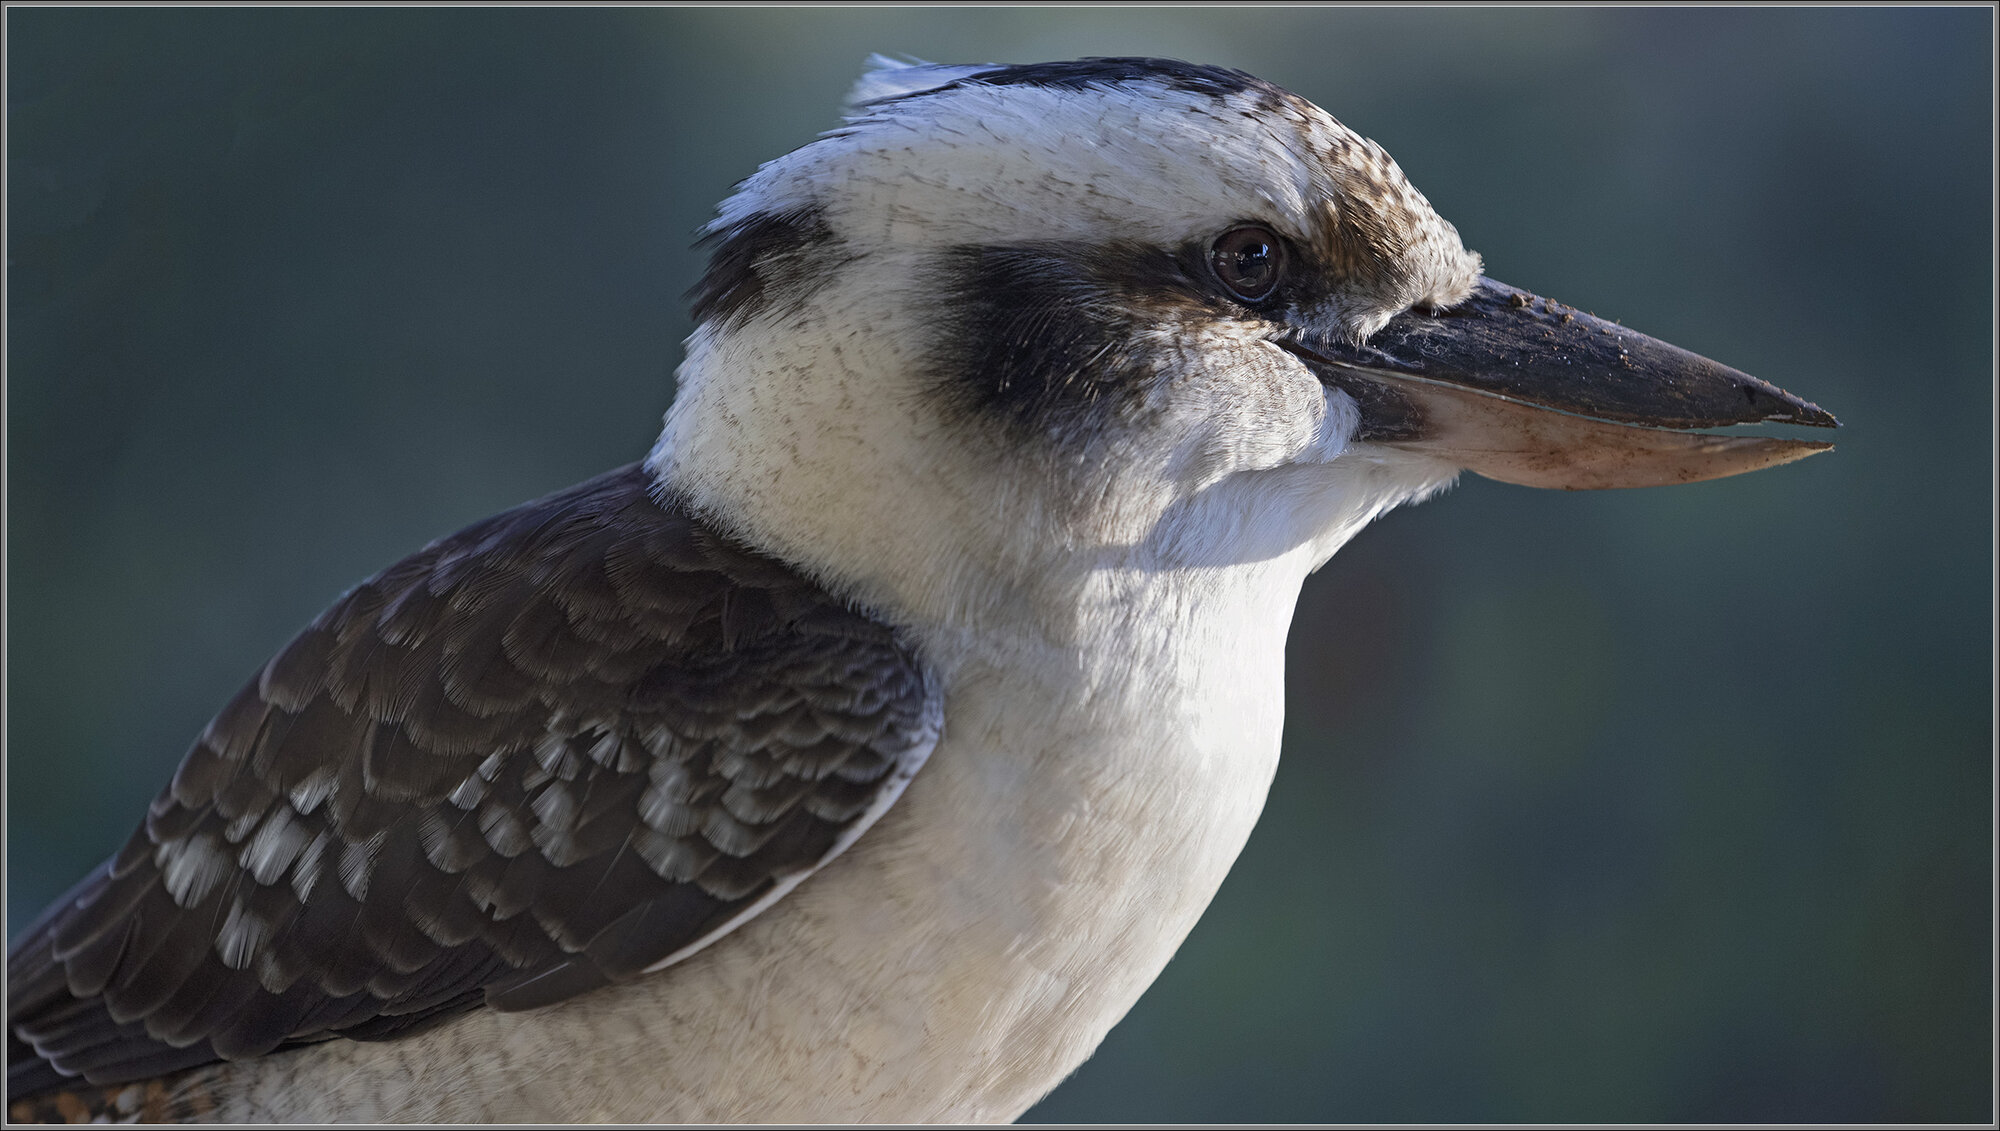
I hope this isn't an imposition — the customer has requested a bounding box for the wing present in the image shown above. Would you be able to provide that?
[7,463,940,1096]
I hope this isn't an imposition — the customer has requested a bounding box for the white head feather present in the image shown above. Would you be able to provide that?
[842,54,993,108]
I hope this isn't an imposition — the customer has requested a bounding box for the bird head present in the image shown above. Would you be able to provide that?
[650,57,1835,634]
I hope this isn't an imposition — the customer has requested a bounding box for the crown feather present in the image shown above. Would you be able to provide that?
[844,54,997,115]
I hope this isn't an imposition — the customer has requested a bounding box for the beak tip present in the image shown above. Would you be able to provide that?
[1744,379,1840,429]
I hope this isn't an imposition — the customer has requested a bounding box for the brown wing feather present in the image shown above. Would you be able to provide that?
[8,463,940,1099]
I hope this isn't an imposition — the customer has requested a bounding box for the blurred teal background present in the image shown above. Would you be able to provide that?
[7,7,1990,1123]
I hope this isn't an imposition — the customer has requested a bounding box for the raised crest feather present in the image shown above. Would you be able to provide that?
[844,53,996,114]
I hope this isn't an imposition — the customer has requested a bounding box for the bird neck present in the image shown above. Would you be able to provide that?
[649,295,1451,657]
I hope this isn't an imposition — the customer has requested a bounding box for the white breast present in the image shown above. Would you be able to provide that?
[203,548,1313,1123]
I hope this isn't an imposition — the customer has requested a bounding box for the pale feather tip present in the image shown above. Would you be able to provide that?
[845,54,996,114]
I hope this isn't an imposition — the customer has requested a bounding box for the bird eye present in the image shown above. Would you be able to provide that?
[1209,225,1286,303]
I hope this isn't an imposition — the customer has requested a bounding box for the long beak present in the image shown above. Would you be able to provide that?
[1281,277,1839,489]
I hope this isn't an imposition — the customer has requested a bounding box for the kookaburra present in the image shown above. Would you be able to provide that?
[8,57,1836,1123]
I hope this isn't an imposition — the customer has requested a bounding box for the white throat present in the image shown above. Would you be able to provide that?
[647,270,1455,653]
